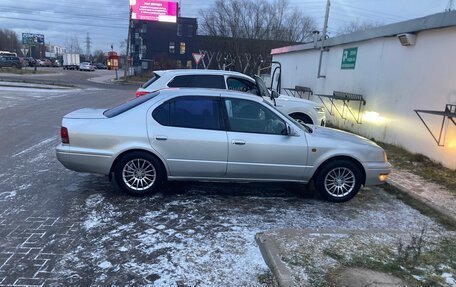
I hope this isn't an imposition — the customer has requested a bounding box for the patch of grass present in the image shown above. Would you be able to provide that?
[121,71,154,84]
[256,271,275,286]
[378,142,456,193]
[323,233,456,287]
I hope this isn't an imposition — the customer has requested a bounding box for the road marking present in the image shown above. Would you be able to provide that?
[12,136,58,158]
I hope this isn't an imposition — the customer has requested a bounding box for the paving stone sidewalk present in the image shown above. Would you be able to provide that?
[388,168,456,225]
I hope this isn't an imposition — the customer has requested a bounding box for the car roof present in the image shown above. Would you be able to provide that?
[155,69,253,79]
[156,87,264,102]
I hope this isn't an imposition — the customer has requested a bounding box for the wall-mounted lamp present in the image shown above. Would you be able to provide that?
[397,33,417,46]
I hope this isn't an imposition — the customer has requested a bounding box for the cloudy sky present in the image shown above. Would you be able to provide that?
[0,0,450,53]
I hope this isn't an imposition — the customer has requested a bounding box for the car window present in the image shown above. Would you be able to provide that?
[224,98,287,135]
[142,73,161,88]
[104,91,160,118]
[168,75,225,89]
[227,77,258,95]
[153,97,222,130]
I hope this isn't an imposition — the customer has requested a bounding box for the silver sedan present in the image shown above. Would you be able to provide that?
[56,88,390,202]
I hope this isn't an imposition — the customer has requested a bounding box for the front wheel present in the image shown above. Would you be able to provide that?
[315,160,362,202]
[114,152,165,196]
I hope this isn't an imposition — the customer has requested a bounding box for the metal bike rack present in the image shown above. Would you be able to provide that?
[415,104,456,146]
[315,91,366,124]
[282,86,313,100]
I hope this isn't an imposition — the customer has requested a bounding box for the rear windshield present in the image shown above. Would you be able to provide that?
[142,73,160,88]
[103,91,160,118]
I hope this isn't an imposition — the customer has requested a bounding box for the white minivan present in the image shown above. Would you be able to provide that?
[135,69,326,126]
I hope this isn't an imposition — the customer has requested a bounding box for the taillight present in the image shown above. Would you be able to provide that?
[135,91,149,98]
[61,127,70,144]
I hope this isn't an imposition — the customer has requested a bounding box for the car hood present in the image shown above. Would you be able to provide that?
[64,108,107,119]
[277,95,318,106]
[310,126,378,147]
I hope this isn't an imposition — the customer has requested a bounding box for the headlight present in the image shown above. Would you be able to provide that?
[314,106,325,113]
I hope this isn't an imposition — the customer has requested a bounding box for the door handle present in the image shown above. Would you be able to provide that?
[232,140,246,145]
[155,136,168,141]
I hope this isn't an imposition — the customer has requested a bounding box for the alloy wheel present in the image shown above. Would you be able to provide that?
[122,159,156,191]
[324,167,355,197]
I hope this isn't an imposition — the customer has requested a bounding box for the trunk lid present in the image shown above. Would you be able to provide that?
[64,108,107,119]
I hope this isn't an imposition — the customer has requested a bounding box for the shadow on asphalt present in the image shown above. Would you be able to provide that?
[76,175,319,201]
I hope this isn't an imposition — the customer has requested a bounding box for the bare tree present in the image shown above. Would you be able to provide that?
[64,36,82,54]
[93,50,105,64]
[0,29,22,56]
[337,20,383,35]
[200,0,316,42]
[198,36,295,76]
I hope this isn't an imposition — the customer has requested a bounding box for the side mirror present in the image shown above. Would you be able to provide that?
[271,91,280,99]
[281,123,292,136]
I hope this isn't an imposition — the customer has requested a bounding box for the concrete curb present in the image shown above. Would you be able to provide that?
[386,181,456,229]
[255,232,296,287]
[0,83,70,90]
[0,79,76,89]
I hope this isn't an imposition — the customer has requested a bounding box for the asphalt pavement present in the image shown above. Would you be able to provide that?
[0,70,446,286]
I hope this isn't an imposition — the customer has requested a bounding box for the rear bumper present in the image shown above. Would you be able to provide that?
[56,144,113,175]
[364,162,392,186]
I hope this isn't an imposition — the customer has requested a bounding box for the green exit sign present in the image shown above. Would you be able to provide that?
[341,47,358,70]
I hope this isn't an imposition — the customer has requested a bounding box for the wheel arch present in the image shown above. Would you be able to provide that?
[311,155,366,185]
[289,112,314,125]
[109,149,168,177]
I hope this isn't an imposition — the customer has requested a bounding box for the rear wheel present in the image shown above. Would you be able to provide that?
[315,160,362,202]
[114,152,165,196]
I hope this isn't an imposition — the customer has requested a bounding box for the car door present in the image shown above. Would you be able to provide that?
[148,95,228,178]
[223,97,309,181]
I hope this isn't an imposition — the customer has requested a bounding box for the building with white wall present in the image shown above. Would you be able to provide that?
[271,11,456,170]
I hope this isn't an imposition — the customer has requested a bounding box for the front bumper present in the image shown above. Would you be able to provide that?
[364,161,392,186]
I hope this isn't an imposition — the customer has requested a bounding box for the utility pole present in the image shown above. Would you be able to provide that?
[446,0,455,11]
[124,8,132,81]
[317,0,330,78]
[84,32,91,60]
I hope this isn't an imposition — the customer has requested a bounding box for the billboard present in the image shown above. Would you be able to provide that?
[22,33,45,45]
[130,0,178,23]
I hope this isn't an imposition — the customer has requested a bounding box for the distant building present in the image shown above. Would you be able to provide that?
[45,45,66,57]
[130,16,198,71]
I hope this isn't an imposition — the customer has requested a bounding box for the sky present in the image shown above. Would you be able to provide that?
[0,0,451,53]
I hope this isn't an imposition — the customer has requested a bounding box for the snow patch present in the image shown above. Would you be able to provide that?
[12,136,58,158]
[0,191,16,200]
[442,272,455,286]
[98,261,112,269]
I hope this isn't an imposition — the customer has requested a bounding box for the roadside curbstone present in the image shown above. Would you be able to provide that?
[386,181,456,229]
[255,232,297,287]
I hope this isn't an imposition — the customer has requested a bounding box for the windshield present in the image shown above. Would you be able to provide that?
[262,99,313,133]
[254,75,271,99]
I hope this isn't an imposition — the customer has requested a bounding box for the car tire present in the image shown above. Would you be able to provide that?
[315,160,362,202]
[290,113,313,125]
[114,151,165,196]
